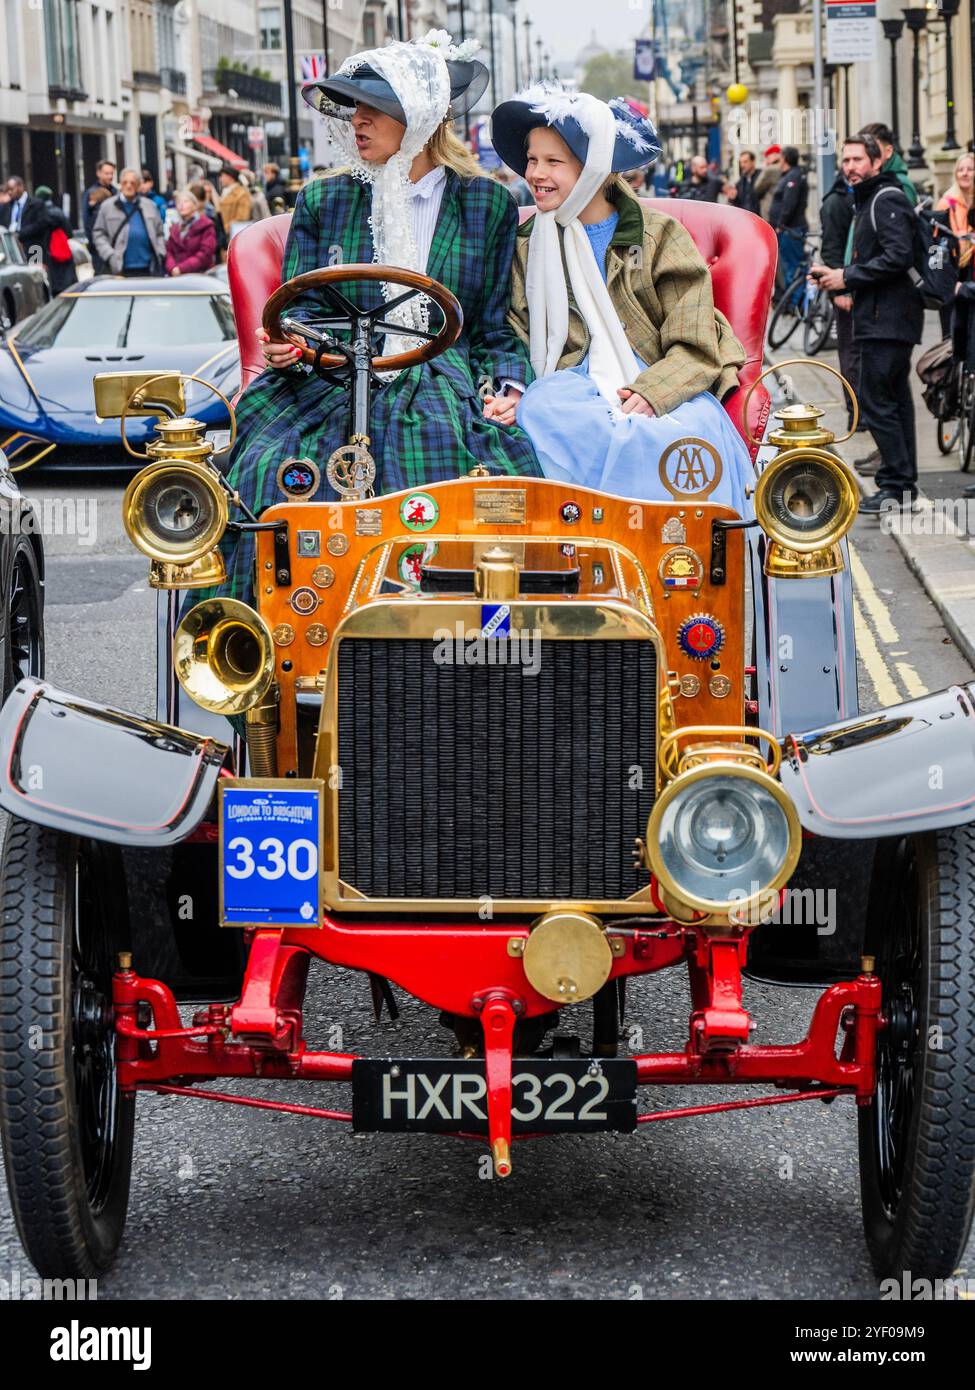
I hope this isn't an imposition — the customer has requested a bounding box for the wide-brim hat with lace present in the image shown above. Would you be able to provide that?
[302,35,488,124]
[491,83,661,176]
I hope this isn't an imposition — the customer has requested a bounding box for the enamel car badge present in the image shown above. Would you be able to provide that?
[400,493,439,531]
[658,437,723,502]
[399,541,436,586]
[678,614,725,661]
[277,457,321,499]
[659,546,703,591]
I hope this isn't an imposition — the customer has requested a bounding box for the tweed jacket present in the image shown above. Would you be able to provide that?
[283,167,533,397]
[508,181,745,418]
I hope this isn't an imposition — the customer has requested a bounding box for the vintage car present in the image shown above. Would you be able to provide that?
[0,202,973,1285]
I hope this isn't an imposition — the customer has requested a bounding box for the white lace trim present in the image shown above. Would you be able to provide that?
[315,38,457,354]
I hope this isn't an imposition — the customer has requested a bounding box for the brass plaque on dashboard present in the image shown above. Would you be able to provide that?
[473,488,527,525]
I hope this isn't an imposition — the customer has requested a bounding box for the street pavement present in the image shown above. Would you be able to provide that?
[1,390,974,1298]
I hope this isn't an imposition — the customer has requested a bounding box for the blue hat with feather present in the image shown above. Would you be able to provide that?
[491,83,660,177]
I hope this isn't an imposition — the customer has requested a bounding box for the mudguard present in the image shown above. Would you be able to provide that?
[781,683,975,838]
[0,678,231,847]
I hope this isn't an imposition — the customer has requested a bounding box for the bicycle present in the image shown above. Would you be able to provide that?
[767,236,835,354]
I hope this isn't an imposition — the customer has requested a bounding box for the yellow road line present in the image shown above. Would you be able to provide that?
[849,541,899,644]
[853,594,903,707]
[895,661,928,699]
[850,540,928,699]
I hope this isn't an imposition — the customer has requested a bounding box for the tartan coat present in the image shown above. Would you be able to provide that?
[217,169,541,603]
[508,179,745,418]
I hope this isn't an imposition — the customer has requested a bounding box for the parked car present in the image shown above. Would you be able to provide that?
[0,446,44,699]
[0,205,972,1290]
[0,227,49,327]
[0,273,239,468]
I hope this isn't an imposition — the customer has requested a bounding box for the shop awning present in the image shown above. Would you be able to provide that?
[190,134,248,170]
[167,141,222,172]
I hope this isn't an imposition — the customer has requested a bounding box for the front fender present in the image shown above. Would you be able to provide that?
[781,684,975,838]
[0,679,231,847]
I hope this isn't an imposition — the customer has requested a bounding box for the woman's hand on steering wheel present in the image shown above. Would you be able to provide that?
[257,326,303,371]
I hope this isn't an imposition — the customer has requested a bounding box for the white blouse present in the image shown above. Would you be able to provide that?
[409,164,447,270]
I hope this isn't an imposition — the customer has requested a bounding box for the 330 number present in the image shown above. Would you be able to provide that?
[225,836,318,881]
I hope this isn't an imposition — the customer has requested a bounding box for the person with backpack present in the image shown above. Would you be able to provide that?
[819,167,859,431]
[91,167,167,276]
[812,132,923,514]
[32,185,77,295]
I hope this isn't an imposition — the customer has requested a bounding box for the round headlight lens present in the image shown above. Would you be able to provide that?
[768,459,841,537]
[754,446,859,554]
[144,477,211,543]
[653,771,794,911]
[123,461,228,564]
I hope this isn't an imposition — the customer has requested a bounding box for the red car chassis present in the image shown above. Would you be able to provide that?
[113,912,882,1176]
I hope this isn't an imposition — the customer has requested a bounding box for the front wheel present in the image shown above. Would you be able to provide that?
[0,821,134,1277]
[858,828,975,1282]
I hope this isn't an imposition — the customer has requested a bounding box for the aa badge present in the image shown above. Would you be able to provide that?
[658,437,723,501]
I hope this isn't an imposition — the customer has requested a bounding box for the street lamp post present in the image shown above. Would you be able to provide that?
[509,1,519,89]
[535,36,543,82]
[283,0,301,192]
[937,0,961,151]
[487,0,497,108]
[321,1,330,72]
[901,7,928,168]
[524,16,533,83]
[880,18,904,148]
[397,0,405,41]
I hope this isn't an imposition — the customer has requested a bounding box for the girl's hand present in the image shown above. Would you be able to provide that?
[483,389,521,426]
[618,388,654,416]
[257,326,303,370]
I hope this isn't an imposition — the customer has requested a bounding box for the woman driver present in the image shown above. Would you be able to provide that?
[489,86,753,515]
[219,33,540,603]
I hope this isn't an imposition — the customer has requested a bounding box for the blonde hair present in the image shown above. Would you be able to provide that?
[427,121,481,180]
[945,152,974,209]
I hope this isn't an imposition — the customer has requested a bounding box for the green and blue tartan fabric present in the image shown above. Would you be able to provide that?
[217,170,541,603]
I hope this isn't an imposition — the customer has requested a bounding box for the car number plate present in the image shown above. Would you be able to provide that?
[219,779,324,928]
[352,1058,637,1134]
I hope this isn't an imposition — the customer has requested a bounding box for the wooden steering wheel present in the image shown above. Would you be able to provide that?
[262,264,464,375]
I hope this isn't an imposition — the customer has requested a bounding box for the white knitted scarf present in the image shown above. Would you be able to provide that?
[525,93,640,410]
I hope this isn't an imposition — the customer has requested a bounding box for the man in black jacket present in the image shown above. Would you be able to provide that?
[725,151,760,213]
[0,176,47,262]
[819,169,858,430]
[677,154,722,202]
[812,133,923,512]
[769,146,808,293]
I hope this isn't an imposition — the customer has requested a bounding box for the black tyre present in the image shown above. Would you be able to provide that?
[767,274,804,349]
[0,821,134,1277]
[3,533,44,700]
[802,288,833,356]
[858,829,975,1281]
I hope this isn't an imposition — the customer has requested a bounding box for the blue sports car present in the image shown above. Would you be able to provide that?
[0,274,240,469]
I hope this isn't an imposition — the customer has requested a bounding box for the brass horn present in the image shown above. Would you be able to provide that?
[174,598,275,717]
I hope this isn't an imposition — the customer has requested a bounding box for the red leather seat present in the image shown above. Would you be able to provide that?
[228,197,776,454]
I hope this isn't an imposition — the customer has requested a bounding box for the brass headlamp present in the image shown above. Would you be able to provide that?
[95,370,237,588]
[743,361,860,579]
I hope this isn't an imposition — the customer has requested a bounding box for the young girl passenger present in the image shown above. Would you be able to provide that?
[485,86,754,514]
